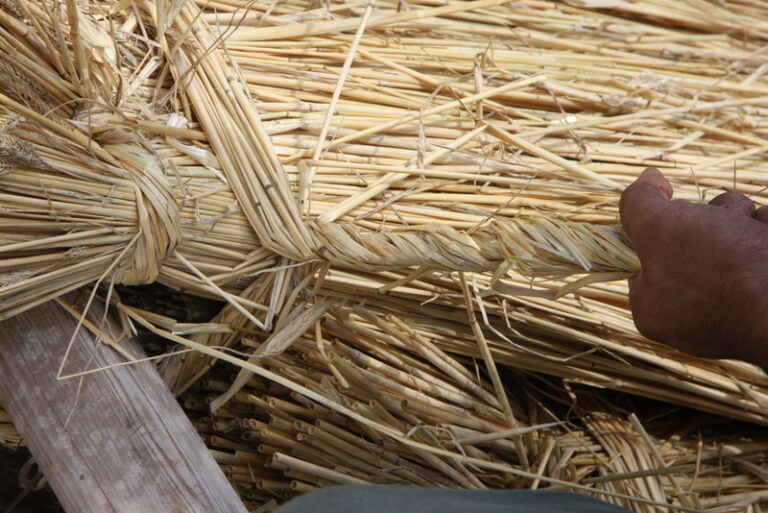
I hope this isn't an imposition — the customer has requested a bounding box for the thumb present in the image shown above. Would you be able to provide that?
[620,167,673,239]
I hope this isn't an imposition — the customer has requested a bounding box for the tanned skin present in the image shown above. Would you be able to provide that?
[620,167,768,367]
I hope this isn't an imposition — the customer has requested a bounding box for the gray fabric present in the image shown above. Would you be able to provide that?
[277,486,633,513]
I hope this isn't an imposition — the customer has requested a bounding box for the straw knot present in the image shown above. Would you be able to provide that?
[108,144,181,285]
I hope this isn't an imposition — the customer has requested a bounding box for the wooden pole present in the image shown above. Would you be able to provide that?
[0,295,248,513]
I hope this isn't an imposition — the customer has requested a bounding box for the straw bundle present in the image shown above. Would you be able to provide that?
[193,369,768,512]
[2,0,768,510]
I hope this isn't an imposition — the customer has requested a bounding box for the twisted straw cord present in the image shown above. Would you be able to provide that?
[309,219,638,275]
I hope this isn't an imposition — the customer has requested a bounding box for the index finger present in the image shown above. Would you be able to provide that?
[619,167,673,239]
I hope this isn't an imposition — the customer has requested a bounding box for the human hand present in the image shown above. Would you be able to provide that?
[620,167,768,366]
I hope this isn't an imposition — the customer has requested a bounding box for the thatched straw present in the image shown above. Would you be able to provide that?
[180,327,768,512]
[2,0,768,510]
[0,0,650,321]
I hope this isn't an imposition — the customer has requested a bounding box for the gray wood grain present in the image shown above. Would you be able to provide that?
[0,297,247,513]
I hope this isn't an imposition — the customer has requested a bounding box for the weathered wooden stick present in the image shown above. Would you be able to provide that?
[0,296,248,513]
